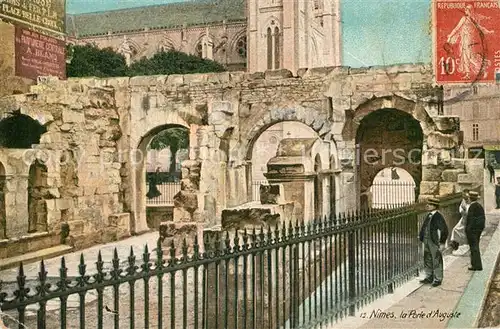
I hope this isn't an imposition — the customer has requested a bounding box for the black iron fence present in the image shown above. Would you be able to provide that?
[0,196,463,329]
[252,180,267,202]
[146,182,181,206]
[370,180,417,209]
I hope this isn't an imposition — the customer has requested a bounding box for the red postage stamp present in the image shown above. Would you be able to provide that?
[434,0,500,83]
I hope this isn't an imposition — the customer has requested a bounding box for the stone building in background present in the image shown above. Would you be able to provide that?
[65,0,342,73]
[443,84,500,165]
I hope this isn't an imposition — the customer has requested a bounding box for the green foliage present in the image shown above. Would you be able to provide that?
[149,127,189,173]
[128,50,226,76]
[67,44,128,78]
[149,127,189,151]
[66,45,227,78]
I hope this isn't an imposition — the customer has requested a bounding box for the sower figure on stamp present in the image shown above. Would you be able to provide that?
[465,191,485,271]
[419,198,449,287]
[450,189,470,254]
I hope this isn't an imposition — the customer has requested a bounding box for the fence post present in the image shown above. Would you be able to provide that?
[292,245,300,326]
[348,228,356,316]
[387,219,394,294]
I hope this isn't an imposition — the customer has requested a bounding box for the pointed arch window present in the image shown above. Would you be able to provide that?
[266,24,281,70]
[196,42,203,58]
[237,36,247,58]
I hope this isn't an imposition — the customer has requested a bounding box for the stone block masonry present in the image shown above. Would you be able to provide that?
[0,63,464,258]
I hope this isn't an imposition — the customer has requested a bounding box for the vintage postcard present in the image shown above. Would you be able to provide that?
[0,0,499,328]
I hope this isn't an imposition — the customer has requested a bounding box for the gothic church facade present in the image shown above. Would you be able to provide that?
[66,0,342,73]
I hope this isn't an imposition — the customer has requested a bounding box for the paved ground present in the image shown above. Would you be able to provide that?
[0,232,204,329]
[327,169,500,329]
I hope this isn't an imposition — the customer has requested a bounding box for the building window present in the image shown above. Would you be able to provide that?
[267,27,273,70]
[266,25,281,70]
[237,36,247,58]
[472,102,479,119]
[196,42,203,58]
[472,123,479,141]
[274,27,280,69]
[473,85,478,95]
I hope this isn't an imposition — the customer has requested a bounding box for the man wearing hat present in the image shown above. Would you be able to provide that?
[495,177,500,209]
[465,191,485,271]
[419,197,449,287]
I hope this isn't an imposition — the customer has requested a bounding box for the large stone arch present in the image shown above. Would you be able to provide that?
[243,106,333,161]
[353,97,427,209]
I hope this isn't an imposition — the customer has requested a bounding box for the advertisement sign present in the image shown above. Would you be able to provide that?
[15,26,66,80]
[0,0,66,35]
[434,0,500,84]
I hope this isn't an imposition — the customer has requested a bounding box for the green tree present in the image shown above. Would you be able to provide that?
[149,127,189,173]
[66,44,128,78]
[128,50,226,76]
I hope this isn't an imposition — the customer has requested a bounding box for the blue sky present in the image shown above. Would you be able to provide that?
[66,0,432,67]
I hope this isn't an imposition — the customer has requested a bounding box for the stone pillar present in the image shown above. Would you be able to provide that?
[5,175,29,238]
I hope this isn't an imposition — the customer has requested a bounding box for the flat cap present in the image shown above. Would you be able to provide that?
[427,197,439,206]
[469,191,480,199]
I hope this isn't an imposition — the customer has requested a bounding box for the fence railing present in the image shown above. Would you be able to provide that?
[0,201,461,329]
[252,180,268,202]
[370,180,417,209]
[146,182,181,206]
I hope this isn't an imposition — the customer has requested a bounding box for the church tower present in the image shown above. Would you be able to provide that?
[247,0,342,74]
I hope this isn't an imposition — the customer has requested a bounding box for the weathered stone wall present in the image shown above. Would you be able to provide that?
[0,63,463,254]
[0,80,129,253]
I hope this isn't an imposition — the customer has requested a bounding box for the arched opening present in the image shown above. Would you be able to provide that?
[314,154,323,219]
[28,160,48,233]
[136,124,190,231]
[0,162,5,239]
[356,108,423,209]
[250,121,318,201]
[266,23,281,70]
[0,111,46,148]
[370,167,416,209]
[236,36,247,59]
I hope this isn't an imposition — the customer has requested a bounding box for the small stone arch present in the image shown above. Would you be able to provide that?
[244,106,332,161]
[262,16,282,31]
[131,122,191,234]
[193,32,217,57]
[158,34,178,52]
[28,159,48,233]
[0,112,47,148]
[229,29,247,57]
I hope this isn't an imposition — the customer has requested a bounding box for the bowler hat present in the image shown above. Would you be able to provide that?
[427,197,439,206]
[469,191,480,199]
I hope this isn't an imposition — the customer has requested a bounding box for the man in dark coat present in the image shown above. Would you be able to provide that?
[487,163,495,183]
[465,191,485,271]
[419,197,449,287]
[495,177,500,209]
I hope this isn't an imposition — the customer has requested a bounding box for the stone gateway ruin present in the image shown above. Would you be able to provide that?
[0,64,471,260]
